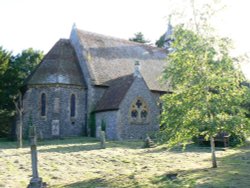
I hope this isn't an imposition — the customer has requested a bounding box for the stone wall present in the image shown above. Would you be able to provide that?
[95,111,118,140]
[118,76,160,139]
[23,85,86,139]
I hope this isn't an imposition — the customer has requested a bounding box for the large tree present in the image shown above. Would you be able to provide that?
[0,48,43,140]
[160,25,250,168]
[0,47,12,137]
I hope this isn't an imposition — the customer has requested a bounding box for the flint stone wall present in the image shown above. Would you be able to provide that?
[22,85,86,139]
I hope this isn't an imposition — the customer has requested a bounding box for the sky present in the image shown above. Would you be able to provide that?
[0,0,249,79]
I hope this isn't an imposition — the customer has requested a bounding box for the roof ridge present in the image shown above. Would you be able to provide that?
[76,29,164,51]
[74,28,169,92]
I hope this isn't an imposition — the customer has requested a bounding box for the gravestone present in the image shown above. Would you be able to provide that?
[51,120,60,136]
[27,125,46,188]
[143,135,155,148]
[100,130,106,149]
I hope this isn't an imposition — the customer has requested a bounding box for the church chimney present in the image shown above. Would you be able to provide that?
[134,61,141,78]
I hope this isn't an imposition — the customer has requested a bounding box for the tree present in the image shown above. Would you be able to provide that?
[0,47,12,137]
[129,32,150,44]
[0,47,11,75]
[0,48,43,141]
[155,34,165,48]
[13,91,24,148]
[160,25,250,168]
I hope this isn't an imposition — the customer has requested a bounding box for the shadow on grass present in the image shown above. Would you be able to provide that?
[0,140,30,149]
[0,137,144,151]
[38,143,102,153]
[38,137,98,147]
[151,144,250,188]
[144,143,228,155]
[107,140,144,149]
[58,176,143,188]
[38,140,144,153]
[143,143,211,154]
[62,178,109,188]
[0,137,99,149]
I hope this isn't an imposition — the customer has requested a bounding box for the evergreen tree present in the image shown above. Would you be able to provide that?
[129,32,150,44]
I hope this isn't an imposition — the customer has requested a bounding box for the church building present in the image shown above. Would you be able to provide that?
[22,24,172,140]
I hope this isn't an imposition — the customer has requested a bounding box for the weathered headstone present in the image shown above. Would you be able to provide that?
[28,125,45,188]
[143,135,155,148]
[51,120,60,136]
[100,130,106,149]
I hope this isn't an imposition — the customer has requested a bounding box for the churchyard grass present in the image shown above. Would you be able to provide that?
[0,137,250,187]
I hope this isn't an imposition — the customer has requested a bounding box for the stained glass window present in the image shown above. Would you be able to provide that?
[130,97,149,123]
[136,99,142,108]
[141,110,148,119]
[131,110,138,118]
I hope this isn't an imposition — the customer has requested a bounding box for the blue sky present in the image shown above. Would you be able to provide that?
[0,0,249,79]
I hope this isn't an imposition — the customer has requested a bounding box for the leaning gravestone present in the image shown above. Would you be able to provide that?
[27,125,46,188]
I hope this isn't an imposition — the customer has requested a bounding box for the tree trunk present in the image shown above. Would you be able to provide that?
[14,91,23,148]
[210,136,217,168]
[18,110,23,148]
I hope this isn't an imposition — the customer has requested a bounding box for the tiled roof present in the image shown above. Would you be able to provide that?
[76,29,169,91]
[95,74,134,112]
[27,39,84,86]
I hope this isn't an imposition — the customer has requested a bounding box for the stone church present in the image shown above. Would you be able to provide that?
[22,24,172,140]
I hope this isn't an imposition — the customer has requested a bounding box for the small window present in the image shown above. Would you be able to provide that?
[70,94,76,117]
[41,93,46,116]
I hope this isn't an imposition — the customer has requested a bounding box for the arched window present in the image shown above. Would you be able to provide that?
[130,97,149,124]
[70,94,76,117]
[41,93,46,116]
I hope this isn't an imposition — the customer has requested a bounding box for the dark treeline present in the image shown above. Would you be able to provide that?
[0,47,43,138]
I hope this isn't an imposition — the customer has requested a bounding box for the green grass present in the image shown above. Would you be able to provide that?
[0,137,250,187]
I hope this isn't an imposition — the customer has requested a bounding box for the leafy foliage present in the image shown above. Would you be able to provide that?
[160,25,250,148]
[0,48,43,137]
[0,47,12,137]
[129,32,150,44]
[0,47,11,75]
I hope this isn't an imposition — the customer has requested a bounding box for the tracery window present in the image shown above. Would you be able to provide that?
[41,93,46,116]
[130,97,149,124]
[70,94,76,117]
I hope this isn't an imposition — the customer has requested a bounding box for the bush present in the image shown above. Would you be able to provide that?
[228,132,246,147]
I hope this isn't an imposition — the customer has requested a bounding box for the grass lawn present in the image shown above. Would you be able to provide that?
[0,137,250,188]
